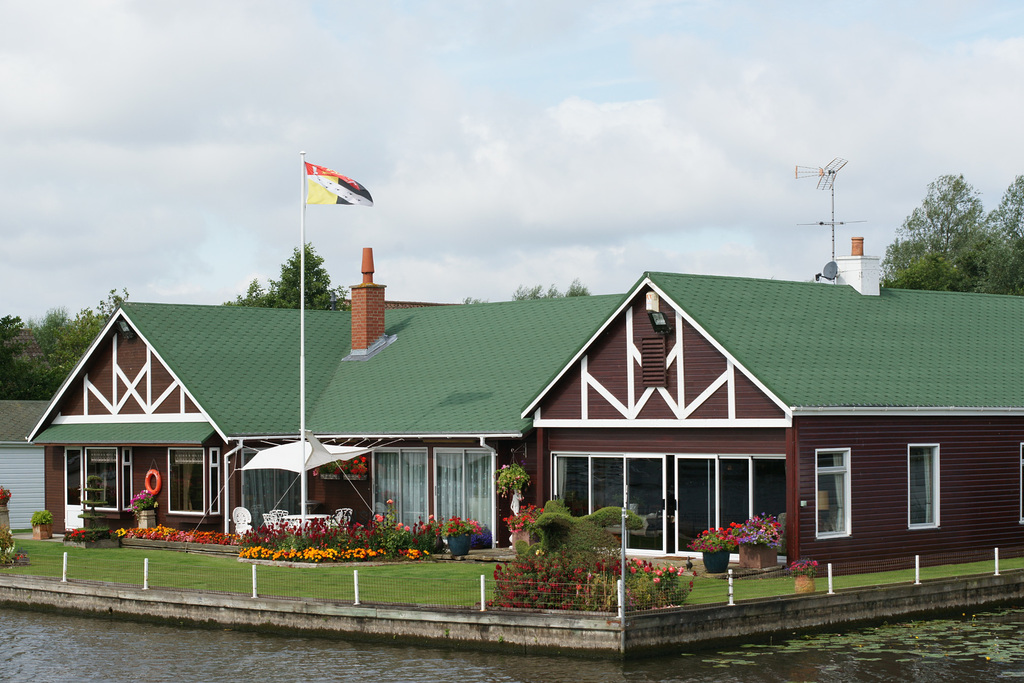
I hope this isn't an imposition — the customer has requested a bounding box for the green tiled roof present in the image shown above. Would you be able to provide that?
[33,422,215,444]
[122,296,620,437]
[648,272,1024,408]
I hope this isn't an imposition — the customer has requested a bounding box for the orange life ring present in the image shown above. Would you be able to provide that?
[144,469,162,496]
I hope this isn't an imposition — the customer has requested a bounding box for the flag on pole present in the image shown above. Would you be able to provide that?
[304,162,373,206]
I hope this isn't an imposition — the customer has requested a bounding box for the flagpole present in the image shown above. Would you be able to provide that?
[299,151,308,525]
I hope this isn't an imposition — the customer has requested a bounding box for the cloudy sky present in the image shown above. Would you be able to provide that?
[4,1,1024,321]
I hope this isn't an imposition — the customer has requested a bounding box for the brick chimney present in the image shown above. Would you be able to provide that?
[835,237,880,296]
[350,247,387,354]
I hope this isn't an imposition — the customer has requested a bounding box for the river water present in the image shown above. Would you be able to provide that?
[4,605,1024,681]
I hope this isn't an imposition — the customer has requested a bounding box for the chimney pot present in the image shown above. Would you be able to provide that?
[851,237,864,257]
[361,247,375,284]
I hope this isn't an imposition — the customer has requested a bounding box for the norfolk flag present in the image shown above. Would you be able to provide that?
[305,162,374,206]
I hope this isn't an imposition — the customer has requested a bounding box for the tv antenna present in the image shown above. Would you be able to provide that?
[795,157,862,261]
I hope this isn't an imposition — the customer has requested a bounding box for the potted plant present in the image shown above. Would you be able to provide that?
[0,485,10,530]
[734,514,782,568]
[687,526,738,573]
[789,558,818,593]
[503,504,540,547]
[496,462,529,515]
[129,489,158,528]
[30,510,53,540]
[440,516,483,557]
[338,456,369,480]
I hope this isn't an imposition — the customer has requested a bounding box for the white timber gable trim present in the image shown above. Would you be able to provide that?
[529,278,792,428]
[29,311,226,442]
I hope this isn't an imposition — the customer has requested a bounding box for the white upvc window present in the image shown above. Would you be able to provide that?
[209,447,221,514]
[168,448,205,514]
[815,448,851,539]
[85,447,118,511]
[373,449,428,528]
[1020,444,1024,524]
[120,447,133,510]
[908,444,940,529]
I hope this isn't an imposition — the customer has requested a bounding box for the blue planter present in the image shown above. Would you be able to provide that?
[446,534,471,557]
[702,549,730,573]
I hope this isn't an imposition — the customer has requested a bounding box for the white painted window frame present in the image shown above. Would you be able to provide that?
[907,443,940,530]
[85,446,119,511]
[120,447,133,510]
[815,448,852,539]
[209,447,221,515]
[167,447,206,516]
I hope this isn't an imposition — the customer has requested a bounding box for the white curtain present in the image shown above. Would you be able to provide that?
[436,450,492,531]
[374,450,427,526]
[374,451,401,517]
[436,451,463,524]
[401,451,428,527]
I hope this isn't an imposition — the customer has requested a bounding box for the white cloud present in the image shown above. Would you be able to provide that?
[3,1,1024,319]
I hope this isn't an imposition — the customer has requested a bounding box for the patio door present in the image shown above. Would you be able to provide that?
[65,448,83,530]
[552,453,667,555]
[673,455,787,557]
[625,456,666,553]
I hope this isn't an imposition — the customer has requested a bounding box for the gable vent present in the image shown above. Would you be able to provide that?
[640,337,667,387]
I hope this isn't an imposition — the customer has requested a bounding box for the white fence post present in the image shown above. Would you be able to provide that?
[143,557,149,590]
[480,574,486,612]
[727,569,734,606]
[61,551,67,583]
[914,555,921,585]
[616,578,623,619]
[995,547,1000,576]
[827,563,834,595]
[354,569,360,606]
[251,563,257,598]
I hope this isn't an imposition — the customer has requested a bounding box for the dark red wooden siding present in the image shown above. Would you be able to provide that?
[793,415,1024,565]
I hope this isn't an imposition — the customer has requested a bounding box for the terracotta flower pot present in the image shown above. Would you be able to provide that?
[32,524,52,540]
[739,543,778,569]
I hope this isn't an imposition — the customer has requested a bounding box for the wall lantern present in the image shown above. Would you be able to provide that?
[116,319,135,340]
[645,292,672,335]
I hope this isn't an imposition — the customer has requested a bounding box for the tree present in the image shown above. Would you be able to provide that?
[882,174,993,291]
[45,289,129,381]
[0,315,59,400]
[226,243,347,310]
[985,176,1024,295]
[512,278,591,300]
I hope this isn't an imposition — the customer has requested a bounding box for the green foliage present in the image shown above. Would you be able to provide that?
[0,315,49,399]
[512,278,591,300]
[226,243,347,310]
[585,506,644,531]
[532,499,617,558]
[30,510,52,526]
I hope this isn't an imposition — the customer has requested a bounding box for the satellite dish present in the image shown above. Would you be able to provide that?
[822,261,838,280]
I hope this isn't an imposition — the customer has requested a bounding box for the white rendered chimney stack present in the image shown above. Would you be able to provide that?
[835,237,880,296]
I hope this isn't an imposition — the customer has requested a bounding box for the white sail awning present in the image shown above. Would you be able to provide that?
[241,432,370,473]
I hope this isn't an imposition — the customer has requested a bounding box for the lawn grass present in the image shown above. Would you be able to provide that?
[6,539,1024,611]
[5,540,496,607]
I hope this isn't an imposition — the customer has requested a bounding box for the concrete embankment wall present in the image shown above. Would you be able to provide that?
[2,572,1023,658]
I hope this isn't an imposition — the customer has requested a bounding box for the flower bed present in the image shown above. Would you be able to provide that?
[115,525,239,546]
[237,502,444,564]
[492,554,694,612]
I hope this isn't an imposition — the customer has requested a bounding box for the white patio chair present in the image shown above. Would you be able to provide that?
[333,508,353,526]
[262,509,288,529]
[232,507,252,535]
